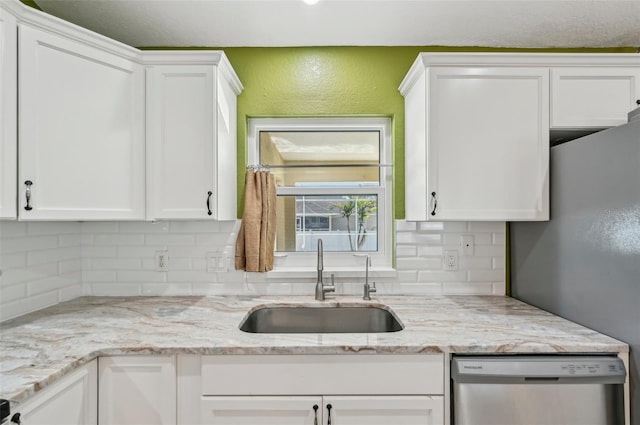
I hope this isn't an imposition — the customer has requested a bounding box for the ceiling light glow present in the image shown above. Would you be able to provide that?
[303,0,321,5]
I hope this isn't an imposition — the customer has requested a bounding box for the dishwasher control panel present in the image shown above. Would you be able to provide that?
[452,356,626,383]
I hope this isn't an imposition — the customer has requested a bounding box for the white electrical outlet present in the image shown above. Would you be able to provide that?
[207,252,225,272]
[461,235,475,255]
[444,250,458,271]
[155,251,169,271]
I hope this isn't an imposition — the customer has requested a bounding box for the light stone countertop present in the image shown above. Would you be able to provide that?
[0,295,628,404]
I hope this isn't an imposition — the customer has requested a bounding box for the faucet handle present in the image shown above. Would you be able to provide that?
[363,281,377,300]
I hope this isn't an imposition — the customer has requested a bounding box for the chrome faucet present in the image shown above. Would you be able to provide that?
[315,239,335,300]
[363,255,377,300]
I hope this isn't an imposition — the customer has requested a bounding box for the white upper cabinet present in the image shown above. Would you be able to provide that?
[18,23,145,220]
[551,66,640,128]
[0,7,17,219]
[145,53,242,220]
[401,54,550,221]
[401,53,640,222]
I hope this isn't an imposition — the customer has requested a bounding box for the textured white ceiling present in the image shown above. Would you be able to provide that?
[35,0,640,48]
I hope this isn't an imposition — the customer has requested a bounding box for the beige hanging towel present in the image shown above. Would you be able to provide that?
[235,169,276,272]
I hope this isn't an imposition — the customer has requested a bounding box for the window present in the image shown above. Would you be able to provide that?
[248,117,392,269]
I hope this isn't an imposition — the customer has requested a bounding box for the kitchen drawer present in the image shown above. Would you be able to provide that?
[201,354,444,395]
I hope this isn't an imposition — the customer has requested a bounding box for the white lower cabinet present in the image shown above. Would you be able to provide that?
[200,395,443,425]
[325,396,444,425]
[13,360,97,425]
[181,354,445,425]
[99,355,176,425]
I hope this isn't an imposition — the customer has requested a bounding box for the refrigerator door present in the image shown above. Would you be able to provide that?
[510,120,640,424]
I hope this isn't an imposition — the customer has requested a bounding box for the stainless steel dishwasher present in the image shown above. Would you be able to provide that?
[451,356,626,425]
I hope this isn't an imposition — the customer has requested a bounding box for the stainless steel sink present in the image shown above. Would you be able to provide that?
[239,305,404,333]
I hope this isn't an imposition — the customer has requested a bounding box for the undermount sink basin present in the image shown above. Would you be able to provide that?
[239,305,404,334]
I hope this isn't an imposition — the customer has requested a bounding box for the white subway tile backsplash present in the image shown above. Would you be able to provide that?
[141,283,193,296]
[417,270,468,282]
[82,246,117,258]
[441,222,469,232]
[0,221,82,321]
[396,257,443,271]
[58,234,83,247]
[117,246,163,258]
[27,222,79,235]
[167,270,218,283]
[395,245,417,257]
[0,222,27,237]
[1,263,59,286]
[442,282,494,295]
[459,257,493,270]
[117,270,167,283]
[94,234,145,246]
[119,221,169,233]
[395,221,417,231]
[83,270,117,282]
[27,274,81,296]
[416,245,444,256]
[170,221,220,233]
[88,282,142,296]
[1,252,27,268]
[81,222,119,233]
[145,234,196,246]
[468,269,507,281]
[417,222,445,231]
[89,258,142,270]
[28,247,81,266]
[468,222,506,232]
[1,235,59,254]
[1,218,507,320]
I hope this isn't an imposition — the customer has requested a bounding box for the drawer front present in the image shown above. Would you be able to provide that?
[201,354,444,395]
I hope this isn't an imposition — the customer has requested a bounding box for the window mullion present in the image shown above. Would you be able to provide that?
[277,186,380,196]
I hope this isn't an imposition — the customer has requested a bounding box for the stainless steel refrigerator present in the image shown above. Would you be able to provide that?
[510,116,640,425]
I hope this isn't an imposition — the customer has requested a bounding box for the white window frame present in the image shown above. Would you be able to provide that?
[247,117,393,271]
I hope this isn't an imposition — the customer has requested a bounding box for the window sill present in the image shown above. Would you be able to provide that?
[259,266,397,280]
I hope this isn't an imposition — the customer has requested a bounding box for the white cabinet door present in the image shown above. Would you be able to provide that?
[0,8,17,219]
[15,360,97,425]
[18,24,144,220]
[405,66,549,221]
[146,65,217,220]
[551,67,640,128]
[324,396,444,425]
[200,396,322,424]
[99,355,176,425]
[146,60,239,220]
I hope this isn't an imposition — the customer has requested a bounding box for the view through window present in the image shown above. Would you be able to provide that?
[248,118,391,268]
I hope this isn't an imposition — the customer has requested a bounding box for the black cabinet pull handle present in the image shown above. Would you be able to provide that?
[326,403,332,425]
[430,191,437,216]
[636,99,640,105]
[313,404,319,425]
[206,191,213,216]
[24,181,33,211]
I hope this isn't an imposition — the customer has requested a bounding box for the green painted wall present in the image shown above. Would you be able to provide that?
[218,46,637,218]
